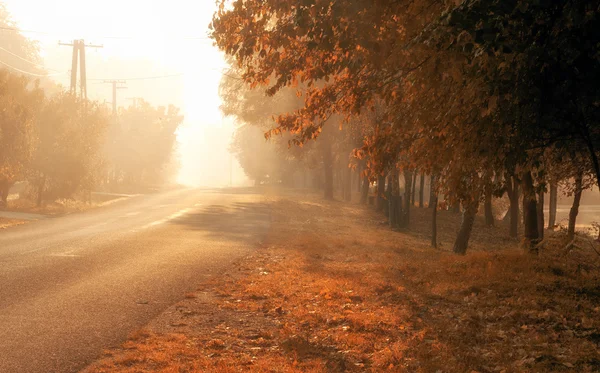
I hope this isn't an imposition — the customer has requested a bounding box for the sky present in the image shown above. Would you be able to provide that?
[2,0,246,186]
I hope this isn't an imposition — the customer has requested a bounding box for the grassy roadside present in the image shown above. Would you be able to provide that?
[5,193,131,216]
[0,193,133,230]
[83,190,600,372]
[0,217,26,229]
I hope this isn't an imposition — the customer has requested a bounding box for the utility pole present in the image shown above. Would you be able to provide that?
[126,97,144,109]
[59,39,103,100]
[103,80,127,116]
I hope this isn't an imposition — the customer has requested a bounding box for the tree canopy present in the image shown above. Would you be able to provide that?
[212,0,600,253]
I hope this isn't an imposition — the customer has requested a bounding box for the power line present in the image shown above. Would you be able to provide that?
[0,25,212,41]
[0,59,66,77]
[0,41,238,82]
[88,73,185,81]
[0,25,52,35]
[88,68,241,82]
[0,45,60,71]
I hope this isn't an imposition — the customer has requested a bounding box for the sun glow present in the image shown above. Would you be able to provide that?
[2,0,241,186]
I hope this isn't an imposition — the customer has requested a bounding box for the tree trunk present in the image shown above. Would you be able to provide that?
[403,171,413,227]
[336,163,343,193]
[521,171,539,253]
[37,175,46,208]
[537,190,545,240]
[484,177,494,227]
[410,172,417,207]
[343,164,352,202]
[0,179,11,208]
[360,175,369,204]
[431,175,438,248]
[507,174,520,238]
[388,173,396,228]
[418,173,425,208]
[453,198,479,255]
[376,174,386,211]
[356,166,362,192]
[484,197,494,227]
[581,121,600,197]
[568,172,583,240]
[429,175,436,209]
[388,169,402,229]
[321,137,334,200]
[384,173,391,217]
[548,182,558,228]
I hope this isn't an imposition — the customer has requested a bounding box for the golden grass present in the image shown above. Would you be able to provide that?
[83,189,600,372]
[0,217,26,229]
[6,197,96,215]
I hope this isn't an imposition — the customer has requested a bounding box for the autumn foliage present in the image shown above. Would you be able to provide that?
[212,0,600,253]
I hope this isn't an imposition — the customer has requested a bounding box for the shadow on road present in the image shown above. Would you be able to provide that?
[170,201,271,242]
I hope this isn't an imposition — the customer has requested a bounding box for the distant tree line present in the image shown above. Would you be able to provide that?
[0,69,183,207]
[103,100,182,193]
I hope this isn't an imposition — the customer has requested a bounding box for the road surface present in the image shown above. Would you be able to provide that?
[0,188,270,373]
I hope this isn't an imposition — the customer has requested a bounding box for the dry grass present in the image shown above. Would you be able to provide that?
[0,217,26,229]
[6,198,96,215]
[4,193,129,216]
[83,190,600,372]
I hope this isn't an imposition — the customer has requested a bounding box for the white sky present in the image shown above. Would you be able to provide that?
[2,0,245,186]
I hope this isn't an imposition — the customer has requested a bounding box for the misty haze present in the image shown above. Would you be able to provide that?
[0,0,599,372]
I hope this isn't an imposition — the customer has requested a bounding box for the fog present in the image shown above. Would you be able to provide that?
[2,0,245,188]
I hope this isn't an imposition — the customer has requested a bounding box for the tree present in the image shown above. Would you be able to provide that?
[104,100,182,190]
[211,0,599,254]
[31,93,109,205]
[418,173,425,208]
[0,70,43,207]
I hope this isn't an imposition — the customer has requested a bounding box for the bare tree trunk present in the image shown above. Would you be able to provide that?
[429,175,436,209]
[418,173,425,208]
[484,175,494,227]
[548,182,558,228]
[376,174,386,211]
[484,197,494,226]
[343,164,352,202]
[0,179,12,208]
[506,174,520,238]
[521,171,539,253]
[360,176,369,204]
[384,173,391,217]
[37,175,46,208]
[453,198,479,255]
[568,172,583,240]
[410,172,417,207]
[388,173,396,228]
[388,169,402,229]
[403,171,413,227]
[581,120,600,196]
[537,190,545,240]
[320,137,334,200]
[337,163,344,193]
[431,175,438,248]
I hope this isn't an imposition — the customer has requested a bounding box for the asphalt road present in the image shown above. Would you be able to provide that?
[0,188,270,373]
